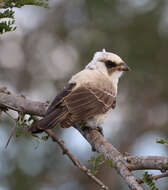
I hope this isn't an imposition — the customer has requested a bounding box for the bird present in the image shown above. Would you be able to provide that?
[29,49,130,134]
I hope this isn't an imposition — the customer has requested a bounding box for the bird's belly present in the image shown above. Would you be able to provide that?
[86,112,110,128]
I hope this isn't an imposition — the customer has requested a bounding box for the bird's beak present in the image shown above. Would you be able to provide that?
[118,62,131,71]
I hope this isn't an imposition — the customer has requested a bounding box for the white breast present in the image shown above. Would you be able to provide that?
[87,111,110,129]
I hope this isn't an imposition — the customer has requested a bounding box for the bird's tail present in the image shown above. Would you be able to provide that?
[28,107,68,133]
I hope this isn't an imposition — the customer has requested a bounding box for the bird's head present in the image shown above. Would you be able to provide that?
[86,49,130,86]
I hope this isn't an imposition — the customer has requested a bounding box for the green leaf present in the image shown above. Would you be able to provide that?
[143,172,159,190]
[0,0,48,34]
[41,135,49,141]
[105,158,115,168]
[46,100,50,104]
[0,9,14,19]
[88,154,115,175]
[88,154,104,175]
[0,20,16,34]
[4,0,49,8]
[156,138,168,146]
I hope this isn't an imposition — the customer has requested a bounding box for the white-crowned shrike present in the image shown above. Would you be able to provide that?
[29,49,130,133]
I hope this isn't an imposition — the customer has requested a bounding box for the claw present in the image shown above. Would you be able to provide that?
[96,126,104,136]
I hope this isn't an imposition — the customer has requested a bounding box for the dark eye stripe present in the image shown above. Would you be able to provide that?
[105,60,116,68]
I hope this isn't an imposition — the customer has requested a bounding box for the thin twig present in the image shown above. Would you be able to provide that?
[5,123,16,148]
[153,173,168,181]
[3,111,17,148]
[137,173,168,184]
[45,129,110,190]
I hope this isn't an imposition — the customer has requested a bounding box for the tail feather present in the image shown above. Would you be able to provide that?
[29,107,68,133]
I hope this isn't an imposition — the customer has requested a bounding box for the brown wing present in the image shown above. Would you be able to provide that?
[62,85,116,125]
[29,83,116,133]
[28,83,76,133]
[45,83,76,116]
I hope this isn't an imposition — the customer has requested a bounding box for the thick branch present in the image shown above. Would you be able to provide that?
[0,93,47,116]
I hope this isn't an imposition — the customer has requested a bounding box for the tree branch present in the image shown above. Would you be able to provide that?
[75,125,144,190]
[126,156,168,172]
[137,172,168,184]
[0,93,47,116]
[45,129,110,190]
[1,91,168,190]
[151,173,168,181]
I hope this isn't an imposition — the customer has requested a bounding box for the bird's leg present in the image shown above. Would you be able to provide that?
[81,124,91,132]
[80,122,104,151]
[81,125,96,152]
[95,126,104,136]
[80,121,104,136]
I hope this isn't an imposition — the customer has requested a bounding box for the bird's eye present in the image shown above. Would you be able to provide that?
[105,60,116,68]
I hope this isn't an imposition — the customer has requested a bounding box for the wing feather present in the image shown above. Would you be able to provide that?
[64,86,116,123]
[28,107,68,133]
[29,83,75,133]
[45,83,76,116]
[29,82,116,133]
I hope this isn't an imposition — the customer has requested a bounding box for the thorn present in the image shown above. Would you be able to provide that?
[5,123,16,148]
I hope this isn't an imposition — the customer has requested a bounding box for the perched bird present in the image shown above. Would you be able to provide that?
[29,49,130,133]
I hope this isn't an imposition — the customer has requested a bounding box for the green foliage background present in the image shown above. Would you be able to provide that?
[0,0,48,34]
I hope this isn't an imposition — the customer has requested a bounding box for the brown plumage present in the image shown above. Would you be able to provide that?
[29,83,116,133]
[29,50,130,133]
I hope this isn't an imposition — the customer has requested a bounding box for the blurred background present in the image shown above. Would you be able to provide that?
[0,0,168,189]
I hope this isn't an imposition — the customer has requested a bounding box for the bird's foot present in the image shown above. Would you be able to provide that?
[95,126,104,136]
[81,125,91,132]
[81,124,104,136]
[81,125,104,152]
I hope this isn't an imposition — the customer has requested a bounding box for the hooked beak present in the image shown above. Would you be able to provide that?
[118,62,131,71]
